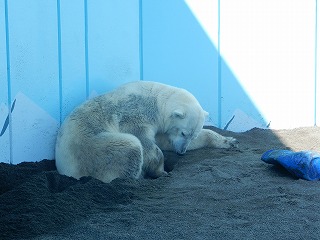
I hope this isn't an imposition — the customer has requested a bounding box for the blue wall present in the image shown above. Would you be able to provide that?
[0,0,318,163]
[1,0,140,163]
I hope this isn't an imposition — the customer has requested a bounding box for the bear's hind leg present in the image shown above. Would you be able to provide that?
[137,138,167,179]
[87,132,144,183]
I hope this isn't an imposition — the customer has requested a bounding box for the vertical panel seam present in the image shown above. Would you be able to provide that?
[57,0,63,125]
[139,0,144,80]
[315,0,318,126]
[4,0,12,164]
[217,0,221,128]
[84,0,89,98]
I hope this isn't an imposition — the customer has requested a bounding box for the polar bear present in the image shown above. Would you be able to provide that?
[55,81,238,183]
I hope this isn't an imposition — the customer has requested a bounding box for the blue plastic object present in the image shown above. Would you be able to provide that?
[261,149,320,181]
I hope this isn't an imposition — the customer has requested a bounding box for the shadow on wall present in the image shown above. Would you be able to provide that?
[142,0,267,131]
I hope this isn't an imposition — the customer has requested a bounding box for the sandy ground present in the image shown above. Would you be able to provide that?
[1,126,320,240]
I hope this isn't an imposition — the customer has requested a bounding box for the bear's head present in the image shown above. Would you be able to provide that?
[166,107,208,155]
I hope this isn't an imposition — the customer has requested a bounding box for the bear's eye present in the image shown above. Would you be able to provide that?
[181,132,186,137]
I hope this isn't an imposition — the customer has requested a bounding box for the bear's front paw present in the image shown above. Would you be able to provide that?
[224,137,239,149]
[201,129,239,149]
[211,136,239,149]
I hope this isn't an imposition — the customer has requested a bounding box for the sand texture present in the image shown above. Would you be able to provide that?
[1,126,320,240]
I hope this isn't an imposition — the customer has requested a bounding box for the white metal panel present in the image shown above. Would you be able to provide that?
[8,0,60,119]
[7,0,60,163]
[59,0,87,122]
[0,0,10,163]
[87,0,140,95]
[142,0,219,126]
[220,0,316,130]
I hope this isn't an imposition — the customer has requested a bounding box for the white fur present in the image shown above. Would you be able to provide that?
[55,81,238,183]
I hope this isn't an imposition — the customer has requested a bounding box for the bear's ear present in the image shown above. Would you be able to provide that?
[172,109,186,119]
[203,111,209,118]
